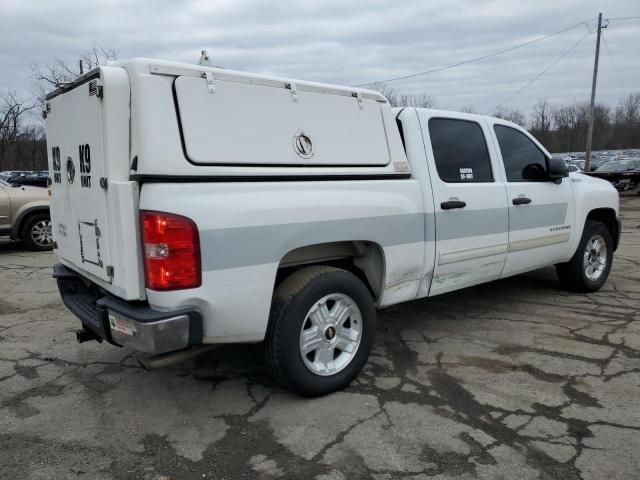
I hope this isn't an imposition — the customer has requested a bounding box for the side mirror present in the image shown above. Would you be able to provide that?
[548,156,569,184]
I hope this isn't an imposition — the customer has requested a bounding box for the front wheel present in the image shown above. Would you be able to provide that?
[265,266,376,397]
[556,220,613,292]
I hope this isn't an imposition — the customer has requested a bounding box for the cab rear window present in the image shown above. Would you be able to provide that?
[428,118,494,183]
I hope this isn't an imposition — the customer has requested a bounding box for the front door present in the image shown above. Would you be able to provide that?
[491,123,576,277]
[418,113,510,296]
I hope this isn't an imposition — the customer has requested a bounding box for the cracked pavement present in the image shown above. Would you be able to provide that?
[1,195,639,480]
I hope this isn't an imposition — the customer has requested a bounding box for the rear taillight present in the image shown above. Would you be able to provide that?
[141,210,201,291]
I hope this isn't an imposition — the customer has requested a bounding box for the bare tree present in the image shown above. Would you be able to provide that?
[613,93,640,148]
[0,90,37,168]
[552,104,581,152]
[529,100,555,150]
[32,44,117,89]
[373,84,434,108]
[398,92,435,108]
[460,105,477,114]
[31,45,117,105]
[492,108,526,127]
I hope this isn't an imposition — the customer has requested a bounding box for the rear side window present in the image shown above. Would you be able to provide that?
[428,118,494,183]
[494,125,548,181]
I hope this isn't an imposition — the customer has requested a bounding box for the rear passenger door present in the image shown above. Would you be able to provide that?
[418,112,509,296]
[491,123,576,277]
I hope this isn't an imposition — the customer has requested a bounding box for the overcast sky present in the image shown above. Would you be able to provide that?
[1,0,638,119]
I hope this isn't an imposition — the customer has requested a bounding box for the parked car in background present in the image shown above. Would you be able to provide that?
[589,158,608,171]
[572,160,585,171]
[0,179,52,250]
[6,173,49,188]
[0,170,49,188]
[0,170,28,181]
[585,158,640,193]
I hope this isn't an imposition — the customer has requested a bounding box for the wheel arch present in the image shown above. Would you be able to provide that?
[586,207,620,251]
[10,205,50,240]
[275,240,386,301]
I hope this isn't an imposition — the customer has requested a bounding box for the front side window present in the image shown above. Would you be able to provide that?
[494,125,548,181]
[428,118,494,183]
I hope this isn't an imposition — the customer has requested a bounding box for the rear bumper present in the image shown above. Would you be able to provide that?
[53,263,202,355]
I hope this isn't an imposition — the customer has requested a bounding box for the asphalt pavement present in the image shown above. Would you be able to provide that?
[1,195,639,480]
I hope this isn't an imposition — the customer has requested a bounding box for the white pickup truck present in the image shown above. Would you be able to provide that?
[45,58,620,396]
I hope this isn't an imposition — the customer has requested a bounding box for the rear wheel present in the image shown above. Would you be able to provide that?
[265,266,375,397]
[556,220,613,292]
[21,213,53,251]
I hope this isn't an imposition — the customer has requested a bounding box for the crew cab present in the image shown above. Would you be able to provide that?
[45,58,620,396]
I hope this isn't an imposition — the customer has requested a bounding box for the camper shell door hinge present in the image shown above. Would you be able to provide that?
[202,71,216,93]
[285,82,298,102]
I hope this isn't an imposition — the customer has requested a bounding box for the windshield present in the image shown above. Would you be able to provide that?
[598,161,628,172]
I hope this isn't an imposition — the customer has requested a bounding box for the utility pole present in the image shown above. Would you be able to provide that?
[584,12,602,172]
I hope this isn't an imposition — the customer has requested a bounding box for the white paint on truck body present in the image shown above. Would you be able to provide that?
[140,180,425,342]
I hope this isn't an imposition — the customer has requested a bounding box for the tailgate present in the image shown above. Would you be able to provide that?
[45,67,144,300]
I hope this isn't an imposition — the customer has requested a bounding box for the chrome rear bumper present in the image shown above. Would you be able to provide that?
[53,263,202,355]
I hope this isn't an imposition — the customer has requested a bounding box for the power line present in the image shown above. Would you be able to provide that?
[488,30,591,113]
[601,32,625,93]
[608,16,640,21]
[353,20,593,87]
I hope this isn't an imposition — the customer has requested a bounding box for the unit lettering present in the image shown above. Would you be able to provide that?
[78,144,91,188]
[51,146,62,183]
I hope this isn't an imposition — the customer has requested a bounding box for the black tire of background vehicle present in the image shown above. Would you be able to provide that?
[556,220,613,293]
[21,213,53,251]
[264,265,376,397]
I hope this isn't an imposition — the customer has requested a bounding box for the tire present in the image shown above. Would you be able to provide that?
[21,213,53,251]
[264,265,376,397]
[556,220,613,292]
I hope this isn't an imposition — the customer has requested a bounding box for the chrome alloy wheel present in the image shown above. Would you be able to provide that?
[30,219,53,247]
[299,293,362,376]
[583,234,607,281]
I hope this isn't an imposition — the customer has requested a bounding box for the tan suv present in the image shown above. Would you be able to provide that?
[0,179,52,250]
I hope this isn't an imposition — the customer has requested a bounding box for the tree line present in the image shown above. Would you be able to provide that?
[379,86,640,154]
[1,53,639,172]
[499,95,640,153]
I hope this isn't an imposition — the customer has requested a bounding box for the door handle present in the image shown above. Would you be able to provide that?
[440,200,467,210]
[512,197,532,206]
